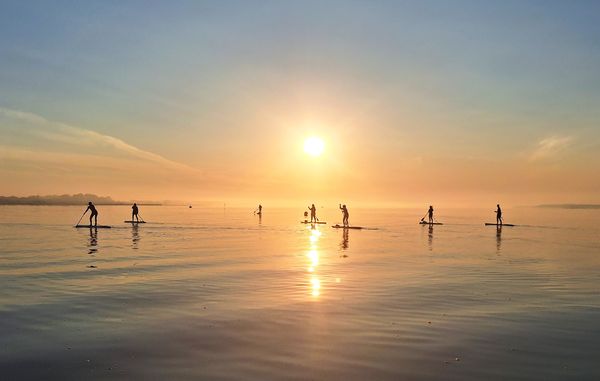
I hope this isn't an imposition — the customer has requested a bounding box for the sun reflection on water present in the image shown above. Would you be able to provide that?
[307,226,321,299]
[307,249,319,272]
[310,277,320,297]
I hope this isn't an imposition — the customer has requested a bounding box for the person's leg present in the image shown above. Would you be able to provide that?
[89,214,93,226]
[94,213,98,226]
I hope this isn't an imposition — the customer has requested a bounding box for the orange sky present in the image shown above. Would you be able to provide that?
[1,2,600,206]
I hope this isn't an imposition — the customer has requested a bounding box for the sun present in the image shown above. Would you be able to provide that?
[303,136,325,157]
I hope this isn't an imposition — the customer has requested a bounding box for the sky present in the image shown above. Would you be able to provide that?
[1,0,600,206]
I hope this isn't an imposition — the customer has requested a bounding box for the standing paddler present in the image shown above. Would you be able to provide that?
[308,204,317,223]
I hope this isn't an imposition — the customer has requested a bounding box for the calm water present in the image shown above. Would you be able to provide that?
[1,205,599,380]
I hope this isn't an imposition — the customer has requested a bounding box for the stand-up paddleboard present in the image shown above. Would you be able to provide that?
[124,220,146,223]
[301,220,327,224]
[75,225,111,229]
[419,221,443,225]
[332,224,363,229]
[485,223,515,227]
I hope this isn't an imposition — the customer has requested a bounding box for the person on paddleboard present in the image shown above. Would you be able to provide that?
[132,203,139,222]
[84,202,98,227]
[495,204,503,226]
[339,204,349,227]
[308,204,317,223]
[428,205,434,224]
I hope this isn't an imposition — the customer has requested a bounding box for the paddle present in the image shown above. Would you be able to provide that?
[420,211,428,223]
[75,211,87,227]
[137,214,145,223]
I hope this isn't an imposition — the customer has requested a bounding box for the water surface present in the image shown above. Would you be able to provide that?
[1,206,599,380]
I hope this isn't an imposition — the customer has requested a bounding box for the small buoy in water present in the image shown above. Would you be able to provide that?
[189,205,192,208]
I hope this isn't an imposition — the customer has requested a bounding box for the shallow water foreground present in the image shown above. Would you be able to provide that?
[1,206,599,380]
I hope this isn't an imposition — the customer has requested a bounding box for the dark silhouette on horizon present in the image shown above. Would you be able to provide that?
[132,203,139,222]
[495,204,503,226]
[420,206,435,224]
[339,204,349,227]
[84,202,98,227]
[308,204,317,223]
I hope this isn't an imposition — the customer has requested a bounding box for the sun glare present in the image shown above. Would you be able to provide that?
[303,136,325,157]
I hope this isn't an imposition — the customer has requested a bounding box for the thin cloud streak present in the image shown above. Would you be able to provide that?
[529,135,575,161]
[0,107,197,172]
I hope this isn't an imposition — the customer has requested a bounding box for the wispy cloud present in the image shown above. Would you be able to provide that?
[0,107,249,198]
[529,135,575,161]
[0,107,196,171]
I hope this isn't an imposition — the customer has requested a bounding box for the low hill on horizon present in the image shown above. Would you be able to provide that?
[537,204,600,209]
[0,193,160,205]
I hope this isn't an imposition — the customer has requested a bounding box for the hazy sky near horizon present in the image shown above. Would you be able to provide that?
[1,0,600,206]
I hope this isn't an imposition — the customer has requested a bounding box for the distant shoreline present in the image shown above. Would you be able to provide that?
[537,204,600,209]
[0,194,162,206]
[0,203,162,206]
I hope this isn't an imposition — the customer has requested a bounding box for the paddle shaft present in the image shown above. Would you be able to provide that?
[75,211,86,226]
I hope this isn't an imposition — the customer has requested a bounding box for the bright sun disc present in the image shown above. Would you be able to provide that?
[304,136,325,157]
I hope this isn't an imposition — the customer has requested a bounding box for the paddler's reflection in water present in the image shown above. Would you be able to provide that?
[88,227,98,255]
[428,224,434,251]
[496,225,502,253]
[340,227,349,250]
[131,224,140,249]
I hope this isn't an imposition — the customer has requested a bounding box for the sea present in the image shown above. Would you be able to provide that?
[1,205,599,380]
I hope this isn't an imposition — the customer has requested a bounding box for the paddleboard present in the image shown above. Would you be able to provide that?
[301,220,327,224]
[332,224,363,229]
[75,225,111,229]
[419,221,443,225]
[124,220,146,223]
[485,223,515,227]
